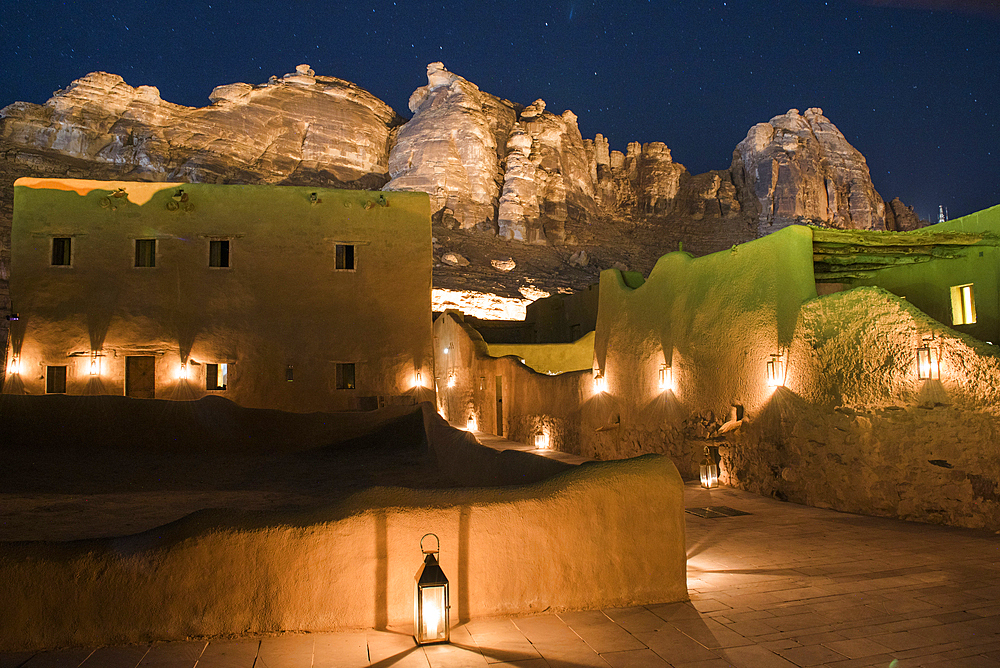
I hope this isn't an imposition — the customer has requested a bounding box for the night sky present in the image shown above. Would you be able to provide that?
[4,0,997,221]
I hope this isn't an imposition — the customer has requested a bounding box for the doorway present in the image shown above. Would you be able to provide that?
[125,356,156,399]
[495,375,503,436]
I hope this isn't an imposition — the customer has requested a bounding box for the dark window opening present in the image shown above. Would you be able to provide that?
[46,366,67,393]
[209,239,230,268]
[206,363,228,390]
[335,244,355,270]
[52,237,72,266]
[286,365,294,382]
[135,239,156,267]
[336,363,356,390]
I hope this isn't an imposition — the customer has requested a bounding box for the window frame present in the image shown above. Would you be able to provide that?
[205,363,228,390]
[950,283,977,325]
[46,365,67,394]
[335,243,356,271]
[209,239,231,269]
[51,237,73,267]
[134,238,157,268]
[335,362,356,390]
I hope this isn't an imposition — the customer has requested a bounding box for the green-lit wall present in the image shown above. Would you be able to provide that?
[847,204,1000,344]
[5,179,433,412]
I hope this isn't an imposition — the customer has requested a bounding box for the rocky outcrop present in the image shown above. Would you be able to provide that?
[498,100,598,244]
[384,62,518,230]
[0,64,401,188]
[886,197,930,231]
[731,108,889,233]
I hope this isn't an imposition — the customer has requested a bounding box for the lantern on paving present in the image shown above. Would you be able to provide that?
[700,446,719,489]
[414,533,450,645]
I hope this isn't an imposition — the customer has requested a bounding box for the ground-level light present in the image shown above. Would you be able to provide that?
[700,446,719,489]
[414,533,450,645]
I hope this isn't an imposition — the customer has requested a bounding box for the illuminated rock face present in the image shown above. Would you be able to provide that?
[732,107,889,233]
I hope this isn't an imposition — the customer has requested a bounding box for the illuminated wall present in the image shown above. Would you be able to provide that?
[4,179,433,412]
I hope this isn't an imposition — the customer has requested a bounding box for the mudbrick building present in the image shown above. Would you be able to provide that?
[437,204,1000,530]
[3,178,434,412]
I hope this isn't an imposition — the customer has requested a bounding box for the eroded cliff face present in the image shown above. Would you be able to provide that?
[731,107,890,233]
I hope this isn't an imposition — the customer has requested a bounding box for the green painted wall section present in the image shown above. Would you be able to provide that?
[847,203,1000,344]
[487,330,596,374]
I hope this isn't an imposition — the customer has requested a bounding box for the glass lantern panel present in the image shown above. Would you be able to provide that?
[419,585,447,642]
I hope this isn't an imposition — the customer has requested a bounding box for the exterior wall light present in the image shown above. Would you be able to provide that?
[766,353,786,387]
[89,353,100,376]
[414,533,449,645]
[466,414,477,432]
[535,430,550,449]
[8,354,21,375]
[658,364,673,391]
[700,446,719,489]
[414,369,423,387]
[916,343,940,380]
[179,363,190,381]
[446,372,456,388]
[593,372,607,393]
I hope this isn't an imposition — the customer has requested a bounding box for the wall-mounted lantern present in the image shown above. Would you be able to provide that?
[179,363,190,381]
[593,372,607,393]
[766,352,786,387]
[414,533,450,645]
[535,430,550,449]
[658,364,673,391]
[414,369,423,387]
[446,372,456,388]
[916,339,940,380]
[700,446,719,489]
[89,352,100,376]
[466,415,477,432]
[8,354,21,375]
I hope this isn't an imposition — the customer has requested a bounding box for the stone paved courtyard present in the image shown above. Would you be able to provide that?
[2,481,998,667]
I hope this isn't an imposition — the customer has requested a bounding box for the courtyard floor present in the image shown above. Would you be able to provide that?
[2,482,998,668]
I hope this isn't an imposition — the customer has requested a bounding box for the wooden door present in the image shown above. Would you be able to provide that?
[125,356,156,399]
[495,375,503,436]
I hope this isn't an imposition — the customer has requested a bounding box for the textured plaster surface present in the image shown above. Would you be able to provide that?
[5,179,432,412]
[0,451,685,652]
[488,330,595,374]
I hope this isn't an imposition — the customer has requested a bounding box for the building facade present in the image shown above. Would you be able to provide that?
[4,178,434,412]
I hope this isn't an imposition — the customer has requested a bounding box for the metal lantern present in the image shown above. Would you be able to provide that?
[658,364,673,391]
[766,353,786,387]
[700,446,719,489]
[414,533,450,645]
[916,345,940,380]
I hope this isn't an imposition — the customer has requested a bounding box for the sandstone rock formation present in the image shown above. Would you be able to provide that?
[1,64,401,188]
[384,62,518,230]
[731,108,889,233]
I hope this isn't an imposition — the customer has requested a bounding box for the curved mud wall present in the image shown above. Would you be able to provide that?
[0,455,685,652]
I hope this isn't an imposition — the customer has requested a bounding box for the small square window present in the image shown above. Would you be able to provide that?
[135,239,156,267]
[209,239,230,268]
[286,365,294,382]
[206,363,228,390]
[46,366,67,393]
[335,244,355,270]
[51,237,72,266]
[950,284,977,325]
[336,362,356,390]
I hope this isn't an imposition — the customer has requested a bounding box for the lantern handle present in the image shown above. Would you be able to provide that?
[420,533,440,555]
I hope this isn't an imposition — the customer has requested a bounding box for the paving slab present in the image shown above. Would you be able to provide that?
[79,645,151,668]
[195,639,259,668]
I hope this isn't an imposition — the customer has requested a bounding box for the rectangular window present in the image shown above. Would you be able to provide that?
[46,366,67,394]
[51,237,72,266]
[335,244,355,270]
[209,239,230,268]
[336,363,356,390]
[206,363,228,390]
[135,239,156,267]
[950,284,977,325]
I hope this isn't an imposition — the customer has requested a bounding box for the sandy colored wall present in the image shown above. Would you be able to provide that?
[488,331,595,374]
[4,179,433,412]
[0,454,686,652]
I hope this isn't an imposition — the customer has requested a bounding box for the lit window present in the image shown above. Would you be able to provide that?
[209,240,230,268]
[336,363,356,390]
[206,363,228,390]
[135,239,156,267]
[46,366,67,393]
[335,244,355,270]
[950,284,977,325]
[51,237,72,266]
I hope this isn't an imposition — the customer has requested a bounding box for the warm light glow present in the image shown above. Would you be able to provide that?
[466,415,477,432]
[593,372,607,393]
[414,369,423,388]
[916,346,940,380]
[446,373,456,388]
[89,354,100,376]
[766,354,786,387]
[420,586,446,640]
[442,347,450,354]
[8,355,20,375]
[700,448,719,489]
[535,430,550,449]
[178,363,190,381]
[658,365,673,391]
[432,288,531,320]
